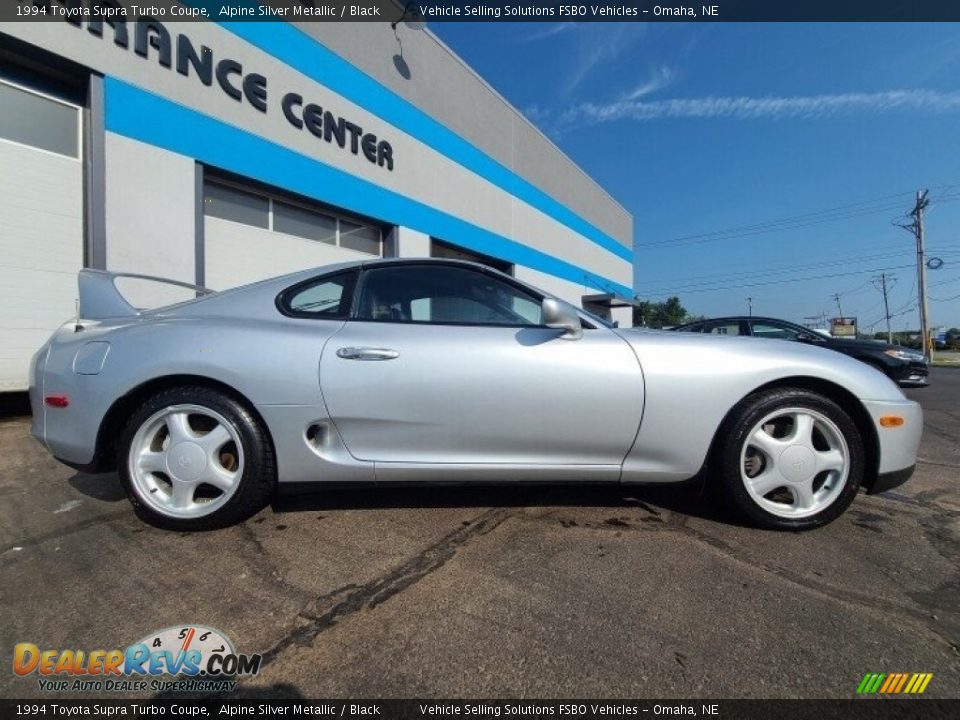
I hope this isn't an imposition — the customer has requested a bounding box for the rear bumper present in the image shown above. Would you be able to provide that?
[866,464,916,495]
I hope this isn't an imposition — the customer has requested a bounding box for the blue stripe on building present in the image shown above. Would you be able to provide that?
[182,3,633,264]
[104,77,633,297]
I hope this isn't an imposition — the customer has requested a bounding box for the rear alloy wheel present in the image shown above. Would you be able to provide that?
[119,387,275,530]
[716,388,865,530]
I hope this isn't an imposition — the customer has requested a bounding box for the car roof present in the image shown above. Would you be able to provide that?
[149,256,552,319]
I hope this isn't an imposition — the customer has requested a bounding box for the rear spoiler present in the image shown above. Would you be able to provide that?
[78,269,214,320]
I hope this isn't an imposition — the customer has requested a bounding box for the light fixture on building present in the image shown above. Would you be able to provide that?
[392,1,428,31]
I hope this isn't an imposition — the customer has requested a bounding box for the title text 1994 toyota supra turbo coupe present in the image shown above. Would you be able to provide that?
[30,259,922,531]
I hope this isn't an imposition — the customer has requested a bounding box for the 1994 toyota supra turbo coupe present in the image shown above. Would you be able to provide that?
[30,258,922,531]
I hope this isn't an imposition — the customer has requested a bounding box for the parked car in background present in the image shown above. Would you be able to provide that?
[672,316,929,388]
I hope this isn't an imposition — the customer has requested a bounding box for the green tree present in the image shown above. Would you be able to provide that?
[633,296,692,328]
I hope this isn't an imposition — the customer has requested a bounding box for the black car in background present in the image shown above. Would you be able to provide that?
[672,316,929,387]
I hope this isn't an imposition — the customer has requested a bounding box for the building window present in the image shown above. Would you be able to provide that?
[203,178,383,256]
[273,200,337,245]
[431,239,514,275]
[204,182,269,228]
[0,79,80,159]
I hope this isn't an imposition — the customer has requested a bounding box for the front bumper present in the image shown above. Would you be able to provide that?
[891,361,929,387]
[861,398,923,484]
[867,464,916,495]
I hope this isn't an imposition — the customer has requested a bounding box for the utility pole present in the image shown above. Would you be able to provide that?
[900,190,932,360]
[831,293,843,317]
[747,297,752,317]
[872,272,896,344]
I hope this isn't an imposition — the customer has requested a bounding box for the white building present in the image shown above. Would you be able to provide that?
[0,6,634,391]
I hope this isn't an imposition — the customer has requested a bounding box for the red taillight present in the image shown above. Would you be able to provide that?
[44,395,69,408]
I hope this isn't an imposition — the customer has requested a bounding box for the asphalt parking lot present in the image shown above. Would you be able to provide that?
[1,370,957,700]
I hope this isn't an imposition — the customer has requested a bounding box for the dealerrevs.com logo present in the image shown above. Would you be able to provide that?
[13,625,262,693]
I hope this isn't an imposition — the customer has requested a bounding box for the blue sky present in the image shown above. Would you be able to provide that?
[432,22,960,331]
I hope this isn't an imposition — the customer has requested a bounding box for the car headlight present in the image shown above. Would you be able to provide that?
[884,348,926,363]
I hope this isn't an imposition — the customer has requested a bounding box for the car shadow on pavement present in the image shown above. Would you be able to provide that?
[270,480,745,527]
[64,471,747,527]
[67,472,127,502]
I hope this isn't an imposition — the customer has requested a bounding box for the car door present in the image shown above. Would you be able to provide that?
[318,263,644,474]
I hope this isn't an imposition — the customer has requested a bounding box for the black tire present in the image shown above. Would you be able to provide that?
[118,386,276,531]
[713,387,865,531]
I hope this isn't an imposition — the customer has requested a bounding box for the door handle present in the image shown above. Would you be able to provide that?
[336,347,400,361]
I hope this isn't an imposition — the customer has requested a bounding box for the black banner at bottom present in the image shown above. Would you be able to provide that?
[0,699,957,720]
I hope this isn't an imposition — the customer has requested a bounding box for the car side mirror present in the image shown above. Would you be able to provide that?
[797,332,820,343]
[542,298,583,340]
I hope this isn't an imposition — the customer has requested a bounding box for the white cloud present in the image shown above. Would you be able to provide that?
[553,88,960,129]
[521,23,575,42]
[621,64,676,100]
[564,24,647,95]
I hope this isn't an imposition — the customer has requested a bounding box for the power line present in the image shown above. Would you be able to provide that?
[639,247,913,294]
[639,200,910,250]
[636,263,915,298]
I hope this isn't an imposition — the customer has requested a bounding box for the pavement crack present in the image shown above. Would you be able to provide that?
[666,517,960,658]
[917,458,960,471]
[235,522,314,603]
[532,507,960,658]
[257,507,512,668]
[0,509,132,555]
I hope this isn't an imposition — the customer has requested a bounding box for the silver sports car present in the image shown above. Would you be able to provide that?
[29,258,922,531]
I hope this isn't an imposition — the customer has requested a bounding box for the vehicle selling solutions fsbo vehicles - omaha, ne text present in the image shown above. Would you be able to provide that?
[30,260,922,532]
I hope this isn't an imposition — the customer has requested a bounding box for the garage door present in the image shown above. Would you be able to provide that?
[0,79,83,392]
[202,179,383,291]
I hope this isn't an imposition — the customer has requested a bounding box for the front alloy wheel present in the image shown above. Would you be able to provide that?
[716,388,865,530]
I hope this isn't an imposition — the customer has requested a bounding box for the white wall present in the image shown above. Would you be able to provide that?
[0,139,83,390]
[104,133,196,307]
[392,226,431,258]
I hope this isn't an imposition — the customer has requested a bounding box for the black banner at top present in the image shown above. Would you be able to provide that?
[0,699,958,719]
[8,0,960,23]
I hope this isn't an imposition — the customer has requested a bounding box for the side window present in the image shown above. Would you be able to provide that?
[750,321,800,340]
[357,265,543,326]
[678,322,705,333]
[705,321,743,336]
[279,271,357,319]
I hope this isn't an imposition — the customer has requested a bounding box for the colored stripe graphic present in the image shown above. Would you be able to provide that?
[103,77,632,297]
[857,672,932,694]
[893,673,909,693]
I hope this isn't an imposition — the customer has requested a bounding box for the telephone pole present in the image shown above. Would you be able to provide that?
[831,293,843,317]
[900,190,932,360]
[872,272,896,344]
[747,297,752,317]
